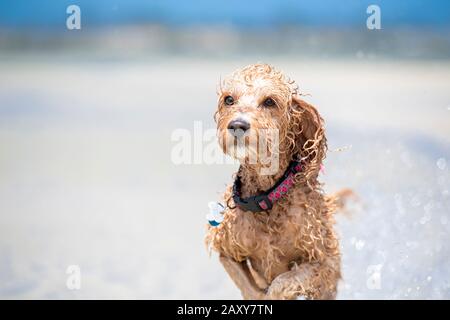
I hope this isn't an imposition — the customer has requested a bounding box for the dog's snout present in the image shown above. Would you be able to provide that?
[227,119,250,133]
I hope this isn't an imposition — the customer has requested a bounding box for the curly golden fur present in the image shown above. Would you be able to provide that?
[206,63,343,300]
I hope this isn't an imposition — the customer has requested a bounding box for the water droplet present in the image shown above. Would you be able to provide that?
[355,240,365,250]
[436,158,447,170]
[411,196,421,207]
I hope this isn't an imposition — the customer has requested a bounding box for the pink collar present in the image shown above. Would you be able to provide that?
[232,160,303,212]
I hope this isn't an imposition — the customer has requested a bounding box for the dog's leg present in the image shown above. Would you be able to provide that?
[219,255,266,300]
[246,259,269,290]
[266,257,340,300]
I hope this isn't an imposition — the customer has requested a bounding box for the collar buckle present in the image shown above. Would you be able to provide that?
[254,194,273,211]
[233,193,273,212]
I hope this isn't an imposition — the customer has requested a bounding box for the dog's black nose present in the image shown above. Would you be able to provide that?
[227,119,250,133]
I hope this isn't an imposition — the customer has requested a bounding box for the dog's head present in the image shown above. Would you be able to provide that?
[215,63,326,179]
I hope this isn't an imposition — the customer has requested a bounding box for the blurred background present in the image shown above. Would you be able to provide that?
[0,0,449,299]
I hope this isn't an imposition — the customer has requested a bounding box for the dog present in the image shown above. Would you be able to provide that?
[206,63,344,300]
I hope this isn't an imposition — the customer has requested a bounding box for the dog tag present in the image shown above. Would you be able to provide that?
[206,202,225,227]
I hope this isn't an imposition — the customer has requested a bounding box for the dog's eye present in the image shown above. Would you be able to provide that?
[263,98,276,107]
[224,96,234,106]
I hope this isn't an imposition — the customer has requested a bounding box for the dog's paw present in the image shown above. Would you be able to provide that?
[266,271,307,300]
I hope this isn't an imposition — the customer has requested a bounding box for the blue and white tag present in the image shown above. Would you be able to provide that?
[206,202,225,227]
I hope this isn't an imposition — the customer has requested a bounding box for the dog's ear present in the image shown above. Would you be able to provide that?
[288,95,327,185]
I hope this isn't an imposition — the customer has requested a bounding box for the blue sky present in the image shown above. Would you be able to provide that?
[0,0,449,28]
